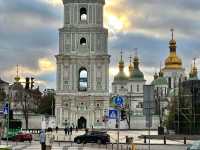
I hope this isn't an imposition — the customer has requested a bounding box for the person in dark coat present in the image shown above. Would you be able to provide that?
[55,126,58,133]
[70,126,73,135]
[64,128,67,135]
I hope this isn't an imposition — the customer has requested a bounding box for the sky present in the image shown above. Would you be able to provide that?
[0,0,200,91]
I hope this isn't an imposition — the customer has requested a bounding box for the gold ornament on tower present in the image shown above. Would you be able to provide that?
[164,29,182,69]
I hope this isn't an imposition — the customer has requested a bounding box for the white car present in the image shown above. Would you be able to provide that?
[187,141,200,150]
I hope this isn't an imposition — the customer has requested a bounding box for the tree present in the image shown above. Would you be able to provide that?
[0,89,6,102]
[14,88,41,129]
[38,92,55,115]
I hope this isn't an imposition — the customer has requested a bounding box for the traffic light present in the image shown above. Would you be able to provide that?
[25,77,30,89]
[121,109,127,120]
[31,77,34,89]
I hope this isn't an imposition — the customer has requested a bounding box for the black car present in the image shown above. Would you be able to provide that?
[74,131,110,144]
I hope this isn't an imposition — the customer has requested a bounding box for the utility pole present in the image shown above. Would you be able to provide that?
[117,106,120,150]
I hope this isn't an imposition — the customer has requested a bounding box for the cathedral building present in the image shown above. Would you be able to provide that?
[55,0,110,128]
[111,52,146,116]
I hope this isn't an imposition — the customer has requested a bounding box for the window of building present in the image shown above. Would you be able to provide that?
[130,85,133,92]
[80,8,87,21]
[168,77,171,88]
[79,68,88,91]
[137,85,139,92]
[80,38,86,46]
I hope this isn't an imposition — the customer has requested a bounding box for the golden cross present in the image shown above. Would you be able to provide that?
[171,28,174,40]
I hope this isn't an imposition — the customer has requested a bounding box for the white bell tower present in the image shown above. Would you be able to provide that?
[55,0,110,128]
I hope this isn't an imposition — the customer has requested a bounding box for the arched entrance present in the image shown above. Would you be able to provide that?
[78,117,87,129]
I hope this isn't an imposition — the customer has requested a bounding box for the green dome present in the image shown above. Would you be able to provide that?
[114,72,128,81]
[129,69,144,80]
[152,77,168,85]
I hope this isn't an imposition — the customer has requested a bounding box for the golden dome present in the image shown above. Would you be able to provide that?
[164,29,182,69]
[165,52,182,69]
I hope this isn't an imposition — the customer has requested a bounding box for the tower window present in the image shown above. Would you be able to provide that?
[79,68,88,91]
[137,85,139,92]
[80,38,86,46]
[168,77,171,88]
[80,8,87,21]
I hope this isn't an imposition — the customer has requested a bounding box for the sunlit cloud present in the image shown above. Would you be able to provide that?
[41,0,62,6]
[104,0,134,34]
[3,57,56,84]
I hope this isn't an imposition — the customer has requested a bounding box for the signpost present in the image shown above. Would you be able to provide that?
[4,102,9,146]
[143,85,155,150]
[112,95,125,150]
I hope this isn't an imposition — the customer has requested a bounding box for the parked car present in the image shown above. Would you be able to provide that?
[14,131,32,142]
[74,131,110,144]
[187,141,200,150]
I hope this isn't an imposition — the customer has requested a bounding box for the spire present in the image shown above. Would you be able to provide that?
[171,28,174,40]
[169,28,176,52]
[164,29,182,69]
[129,49,144,80]
[114,50,128,81]
[190,58,198,79]
[159,62,164,77]
[133,48,139,69]
[128,55,133,73]
[14,64,20,82]
[118,50,124,71]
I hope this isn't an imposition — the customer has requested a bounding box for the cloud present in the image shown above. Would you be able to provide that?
[0,0,200,91]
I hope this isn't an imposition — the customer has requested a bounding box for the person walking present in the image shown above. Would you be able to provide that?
[45,128,55,150]
[70,126,73,135]
[55,126,58,133]
[39,130,46,150]
[64,127,67,135]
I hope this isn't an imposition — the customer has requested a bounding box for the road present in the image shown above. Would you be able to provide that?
[4,141,188,150]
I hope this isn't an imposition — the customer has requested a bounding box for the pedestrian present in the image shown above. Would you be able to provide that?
[70,126,73,135]
[39,130,46,150]
[45,128,55,150]
[64,127,67,135]
[67,127,70,135]
[55,126,58,133]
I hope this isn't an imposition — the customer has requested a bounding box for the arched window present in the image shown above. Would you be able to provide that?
[79,68,88,91]
[80,38,86,46]
[80,8,87,21]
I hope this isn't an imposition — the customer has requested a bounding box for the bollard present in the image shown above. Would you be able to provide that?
[164,136,166,145]
[112,143,113,150]
[144,136,146,144]
[184,137,186,144]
